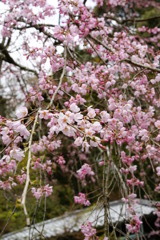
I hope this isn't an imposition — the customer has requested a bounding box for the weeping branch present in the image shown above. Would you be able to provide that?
[21,111,39,226]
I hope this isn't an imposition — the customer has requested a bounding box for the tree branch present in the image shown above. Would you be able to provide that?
[105,15,160,24]
[0,43,38,75]
[21,111,39,226]
[47,47,67,109]
[88,36,160,73]
[88,35,115,53]
[124,59,160,73]
[14,23,56,31]
[123,16,160,23]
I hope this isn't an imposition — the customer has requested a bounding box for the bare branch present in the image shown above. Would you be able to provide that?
[14,23,56,31]
[21,111,39,226]
[123,16,160,23]
[105,15,160,24]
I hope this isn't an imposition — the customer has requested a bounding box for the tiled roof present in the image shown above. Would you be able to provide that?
[1,199,157,240]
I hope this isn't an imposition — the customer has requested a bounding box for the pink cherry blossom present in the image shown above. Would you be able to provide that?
[31,184,53,199]
[16,107,28,119]
[74,192,90,206]
[87,107,96,118]
[10,148,24,162]
[74,112,83,123]
[81,222,97,240]
[56,156,66,165]
[155,120,160,129]
[126,215,142,233]
[39,110,52,120]
[70,103,80,113]
[31,187,43,200]
[77,163,95,180]
[156,167,160,176]
[15,124,30,139]
[74,137,83,146]
[16,173,27,184]
[100,111,111,123]
[43,184,53,197]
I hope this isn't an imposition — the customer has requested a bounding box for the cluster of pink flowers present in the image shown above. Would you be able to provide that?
[31,136,61,153]
[81,222,97,240]
[31,185,53,200]
[74,192,90,206]
[56,156,66,166]
[1,120,29,145]
[77,164,95,180]
[0,177,17,190]
[16,173,27,184]
[126,215,142,233]
[32,158,52,175]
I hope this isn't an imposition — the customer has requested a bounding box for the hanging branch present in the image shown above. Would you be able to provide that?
[21,110,39,226]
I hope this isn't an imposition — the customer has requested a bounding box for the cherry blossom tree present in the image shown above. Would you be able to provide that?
[0,0,160,239]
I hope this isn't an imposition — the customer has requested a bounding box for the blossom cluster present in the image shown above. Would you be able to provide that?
[74,192,90,206]
[81,222,97,240]
[31,184,53,200]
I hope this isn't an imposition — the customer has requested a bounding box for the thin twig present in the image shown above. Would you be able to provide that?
[104,15,160,24]
[86,38,108,66]
[88,35,115,53]
[0,206,16,237]
[123,16,160,23]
